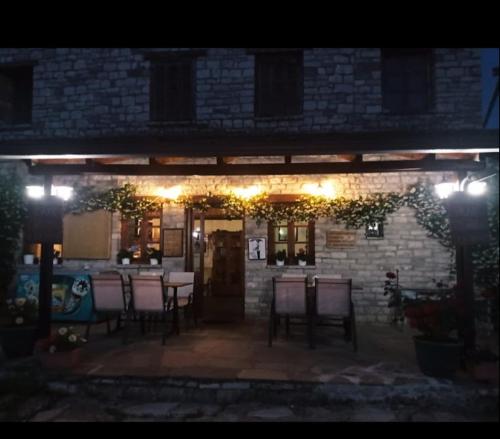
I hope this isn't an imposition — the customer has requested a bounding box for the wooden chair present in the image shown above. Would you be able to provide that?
[268,276,313,348]
[313,278,357,351]
[126,275,169,345]
[87,274,127,340]
[166,272,196,328]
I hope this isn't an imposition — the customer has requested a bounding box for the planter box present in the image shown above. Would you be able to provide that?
[38,348,82,371]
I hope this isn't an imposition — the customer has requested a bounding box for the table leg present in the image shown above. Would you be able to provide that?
[173,287,179,335]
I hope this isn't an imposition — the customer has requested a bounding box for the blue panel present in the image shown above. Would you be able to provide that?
[15,273,97,322]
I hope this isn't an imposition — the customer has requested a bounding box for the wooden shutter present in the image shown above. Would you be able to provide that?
[256,51,303,117]
[150,58,194,122]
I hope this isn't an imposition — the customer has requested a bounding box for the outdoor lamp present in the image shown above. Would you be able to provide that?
[435,175,492,199]
[26,185,45,199]
[26,185,74,200]
[434,181,459,199]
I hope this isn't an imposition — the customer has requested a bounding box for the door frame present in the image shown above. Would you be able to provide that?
[185,207,246,320]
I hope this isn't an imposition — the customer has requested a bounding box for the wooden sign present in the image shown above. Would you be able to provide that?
[326,230,357,248]
[24,197,63,244]
[444,192,490,245]
[163,228,184,257]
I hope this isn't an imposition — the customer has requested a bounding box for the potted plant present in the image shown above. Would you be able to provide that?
[275,249,286,266]
[117,248,132,265]
[37,326,86,370]
[297,248,307,266]
[383,270,404,324]
[0,296,38,358]
[148,249,162,265]
[403,289,465,378]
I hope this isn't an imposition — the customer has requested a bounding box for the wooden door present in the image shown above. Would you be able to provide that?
[204,230,244,322]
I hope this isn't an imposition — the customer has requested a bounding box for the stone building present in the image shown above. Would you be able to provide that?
[0,48,497,323]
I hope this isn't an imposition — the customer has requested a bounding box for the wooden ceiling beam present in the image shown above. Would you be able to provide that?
[28,159,484,176]
[2,129,498,159]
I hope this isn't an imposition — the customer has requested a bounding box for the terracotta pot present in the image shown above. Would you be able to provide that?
[39,348,82,370]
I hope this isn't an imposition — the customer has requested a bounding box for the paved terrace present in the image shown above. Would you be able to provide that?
[1,320,498,422]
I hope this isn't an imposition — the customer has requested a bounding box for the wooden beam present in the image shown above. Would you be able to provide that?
[28,159,484,176]
[1,129,498,159]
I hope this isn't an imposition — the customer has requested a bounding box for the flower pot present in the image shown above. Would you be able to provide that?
[276,260,285,267]
[298,260,307,266]
[39,348,82,371]
[121,258,130,265]
[150,258,158,265]
[413,336,463,378]
[0,326,37,358]
[23,254,34,265]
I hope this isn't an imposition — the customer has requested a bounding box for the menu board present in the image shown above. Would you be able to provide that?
[163,228,184,257]
[326,230,357,248]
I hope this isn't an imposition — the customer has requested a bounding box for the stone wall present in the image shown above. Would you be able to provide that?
[0,48,483,141]
[29,170,456,322]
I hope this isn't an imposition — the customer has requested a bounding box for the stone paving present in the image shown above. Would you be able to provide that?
[1,321,498,422]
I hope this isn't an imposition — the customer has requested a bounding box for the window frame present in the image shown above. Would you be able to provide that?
[120,208,162,264]
[267,220,315,266]
[254,50,304,118]
[0,63,34,125]
[149,54,196,122]
[381,48,434,115]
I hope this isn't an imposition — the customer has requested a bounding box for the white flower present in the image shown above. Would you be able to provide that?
[15,298,26,306]
[68,334,77,343]
[15,317,24,325]
[58,327,68,336]
[80,338,87,343]
[49,345,57,354]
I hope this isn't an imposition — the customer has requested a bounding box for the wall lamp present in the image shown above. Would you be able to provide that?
[26,185,74,201]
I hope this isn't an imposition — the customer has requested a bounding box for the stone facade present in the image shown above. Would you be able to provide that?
[0,48,483,140]
[27,171,455,322]
[0,47,484,321]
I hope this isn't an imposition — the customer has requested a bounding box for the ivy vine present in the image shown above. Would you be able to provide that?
[0,172,27,299]
[67,178,498,290]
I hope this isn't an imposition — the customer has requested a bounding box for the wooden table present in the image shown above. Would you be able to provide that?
[164,281,193,335]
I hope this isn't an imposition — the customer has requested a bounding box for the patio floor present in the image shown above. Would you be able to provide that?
[62,319,477,385]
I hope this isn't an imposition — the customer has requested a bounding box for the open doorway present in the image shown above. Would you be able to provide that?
[191,209,245,322]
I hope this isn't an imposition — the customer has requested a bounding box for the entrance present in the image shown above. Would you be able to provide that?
[188,208,245,322]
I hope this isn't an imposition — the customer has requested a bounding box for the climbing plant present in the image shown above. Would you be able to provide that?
[0,173,27,300]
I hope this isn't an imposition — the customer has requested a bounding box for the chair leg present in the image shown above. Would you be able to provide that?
[161,312,168,345]
[115,314,122,331]
[85,318,92,340]
[268,308,274,347]
[140,315,145,335]
[123,310,130,345]
[285,315,290,339]
[308,313,316,349]
[343,317,352,342]
[351,305,358,352]
[106,315,111,334]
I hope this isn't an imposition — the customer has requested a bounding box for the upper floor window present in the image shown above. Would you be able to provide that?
[0,65,33,124]
[255,51,303,117]
[268,220,315,265]
[381,48,433,114]
[150,56,195,122]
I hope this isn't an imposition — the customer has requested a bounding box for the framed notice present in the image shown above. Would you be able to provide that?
[162,228,184,257]
[248,238,266,260]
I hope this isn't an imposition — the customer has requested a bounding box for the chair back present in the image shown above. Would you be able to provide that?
[273,277,307,315]
[315,278,352,317]
[129,275,165,312]
[90,274,126,312]
[139,269,165,277]
[168,272,194,298]
[281,273,307,279]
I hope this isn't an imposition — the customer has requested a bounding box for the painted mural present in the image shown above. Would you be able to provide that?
[15,273,96,322]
